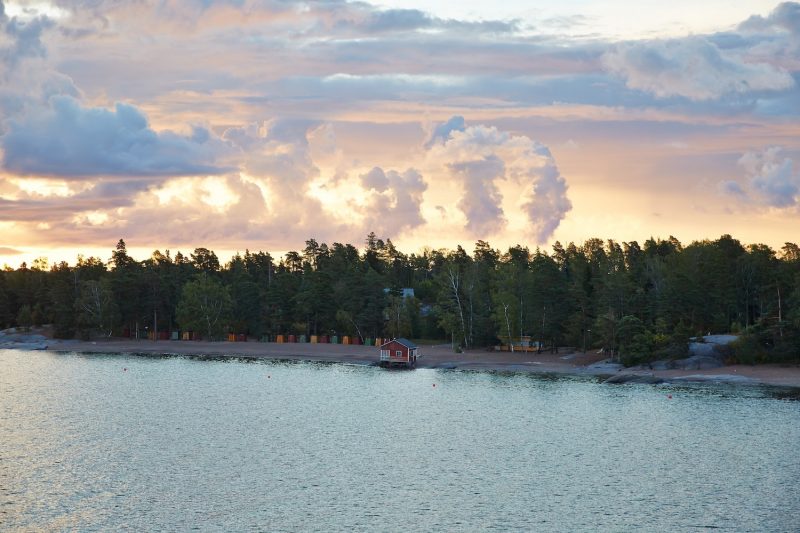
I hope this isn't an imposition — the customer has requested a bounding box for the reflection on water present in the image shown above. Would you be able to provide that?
[2,349,799,532]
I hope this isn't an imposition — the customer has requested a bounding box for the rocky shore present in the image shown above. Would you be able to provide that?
[2,328,798,388]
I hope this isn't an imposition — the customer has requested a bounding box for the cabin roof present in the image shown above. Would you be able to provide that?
[381,337,417,349]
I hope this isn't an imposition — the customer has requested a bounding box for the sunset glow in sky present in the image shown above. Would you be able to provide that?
[1,0,799,266]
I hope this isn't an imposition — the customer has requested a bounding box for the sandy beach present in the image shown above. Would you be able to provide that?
[37,337,800,388]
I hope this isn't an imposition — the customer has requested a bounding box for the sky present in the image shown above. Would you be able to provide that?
[1,0,799,267]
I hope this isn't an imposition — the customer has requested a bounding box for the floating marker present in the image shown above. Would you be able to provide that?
[123,368,127,372]
[667,394,672,399]
[432,383,436,388]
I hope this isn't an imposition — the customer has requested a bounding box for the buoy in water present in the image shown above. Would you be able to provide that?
[667,394,672,399]
[432,383,436,388]
[123,368,127,372]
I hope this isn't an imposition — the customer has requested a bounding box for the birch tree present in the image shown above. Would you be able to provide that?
[176,273,232,340]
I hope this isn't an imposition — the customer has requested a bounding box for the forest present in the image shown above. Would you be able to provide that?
[2,233,799,366]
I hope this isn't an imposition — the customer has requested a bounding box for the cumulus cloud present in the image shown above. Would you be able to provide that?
[724,147,800,208]
[425,115,465,148]
[3,0,800,255]
[360,166,389,192]
[520,145,572,244]
[362,8,432,32]
[223,118,321,204]
[3,96,230,177]
[1,11,53,71]
[426,117,571,243]
[604,36,794,100]
[360,8,518,34]
[0,6,230,180]
[737,147,799,208]
[739,2,800,34]
[449,155,506,235]
[360,166,427,235]
[735,2,800,72]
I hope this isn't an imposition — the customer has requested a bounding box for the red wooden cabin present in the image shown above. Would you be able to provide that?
[379,338,419,368]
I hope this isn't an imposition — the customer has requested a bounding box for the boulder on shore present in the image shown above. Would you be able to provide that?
[648,360,673,370]
[671,355,724,370]
[668,374,758,385]
[0,330,50,350]
[586,360,625,373]
[604,373,664,385]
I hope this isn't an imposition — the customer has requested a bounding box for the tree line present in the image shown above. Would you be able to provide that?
[2,233,799,365]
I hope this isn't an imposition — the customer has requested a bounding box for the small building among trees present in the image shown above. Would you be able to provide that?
[379,338,419,368]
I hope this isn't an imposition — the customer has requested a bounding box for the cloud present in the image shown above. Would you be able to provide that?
[0,7,229,180]
[739,2,800,34]
[449,155,507,235]
[360,166,428,235]
[0,246,22,255]
[360,166,389,192]
[3,0,800,255]
[520,144,572,244]
[425,115,465,148]
[727,147,800,208]
[223,118,321,204]
[2,11,53,71]
[426,117,571,243]
[738,147,799,208]
[719,180,746,197]
[604,36,794,100]
[2,95,230,177]
[362,8,432,33]
[362,8,510,34]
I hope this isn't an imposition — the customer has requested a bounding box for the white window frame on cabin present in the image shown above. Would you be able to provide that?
[396,350,403,358]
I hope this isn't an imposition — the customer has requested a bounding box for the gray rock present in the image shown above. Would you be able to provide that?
[688,342,717,357]
[604,373,664,385]
[0,333,48,343]
[648,360,674,370]
[668,374,758,385]
[586,360,625,373]
[672,355,724,370]
[688,334,738,356]
[0,341,48,350]
[701,335,738,345]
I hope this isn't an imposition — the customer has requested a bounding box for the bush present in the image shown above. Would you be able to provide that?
[16,305,32,332]
[620,332,654,367]
[730,334,765,365]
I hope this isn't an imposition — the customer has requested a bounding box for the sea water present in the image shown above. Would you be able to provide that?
[1,349,799,532]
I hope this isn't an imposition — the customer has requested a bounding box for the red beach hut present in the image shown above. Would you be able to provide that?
[379,338,419,368]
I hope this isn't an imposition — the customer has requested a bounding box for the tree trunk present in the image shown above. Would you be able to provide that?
[503,303,514,353]
[447,268,468,349]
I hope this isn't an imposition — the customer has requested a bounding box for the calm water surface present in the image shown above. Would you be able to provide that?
[1,349,799,532]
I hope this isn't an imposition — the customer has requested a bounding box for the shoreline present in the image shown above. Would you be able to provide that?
[26,338,800,389]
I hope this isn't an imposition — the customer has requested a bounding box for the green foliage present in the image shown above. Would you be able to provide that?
[3,232,799,367]
[730,320,800,365]
[0,274,12,328]
[176,273,232,340]
[619,332,655,367]
[16,305,32,331]
[385,295,414,339]
[730,333,767,365]
[75,279,119,338]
